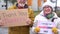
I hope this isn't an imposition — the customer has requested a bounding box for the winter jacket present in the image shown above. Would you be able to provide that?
[8,3,34,34]
[31,11,60,34]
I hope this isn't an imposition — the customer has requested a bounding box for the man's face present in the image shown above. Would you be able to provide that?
[17,0,21,3]
[17,0,26,8]
[43,6,52,15]
[17,0,26,4]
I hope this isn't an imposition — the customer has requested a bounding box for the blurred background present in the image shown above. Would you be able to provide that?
[0,0,60,16]
[0,0,60,34]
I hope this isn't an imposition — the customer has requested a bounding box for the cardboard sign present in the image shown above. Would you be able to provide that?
[0,9,30,27]
[37,21,56,34]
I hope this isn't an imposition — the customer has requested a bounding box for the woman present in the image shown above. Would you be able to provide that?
[31,2,60,34]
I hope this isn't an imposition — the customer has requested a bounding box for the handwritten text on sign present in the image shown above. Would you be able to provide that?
[37,21,56,34]
[0,9,29,27]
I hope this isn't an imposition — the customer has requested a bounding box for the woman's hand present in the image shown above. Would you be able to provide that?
[34,27,40,33]
[52,27,58,34]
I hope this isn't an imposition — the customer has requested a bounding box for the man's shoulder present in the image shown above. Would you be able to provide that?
[8,5,16,10]
[8,3,17,10]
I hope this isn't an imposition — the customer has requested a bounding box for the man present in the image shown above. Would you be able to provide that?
[31,2,60,34]
[8,0,28,9]
[8,0,34,34]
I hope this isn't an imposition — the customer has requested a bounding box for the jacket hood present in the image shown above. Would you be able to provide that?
[42,1,55,11]
[39,11,58,18]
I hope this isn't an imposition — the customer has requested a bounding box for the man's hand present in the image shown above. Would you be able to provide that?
[26,18,31,25]
[0,20,3,27]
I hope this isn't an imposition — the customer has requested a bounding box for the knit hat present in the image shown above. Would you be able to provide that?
[42,1,55,11]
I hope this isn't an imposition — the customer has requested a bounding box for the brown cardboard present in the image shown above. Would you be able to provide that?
[0,9,30,27]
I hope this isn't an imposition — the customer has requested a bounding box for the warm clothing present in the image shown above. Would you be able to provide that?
[8,3,34,34]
